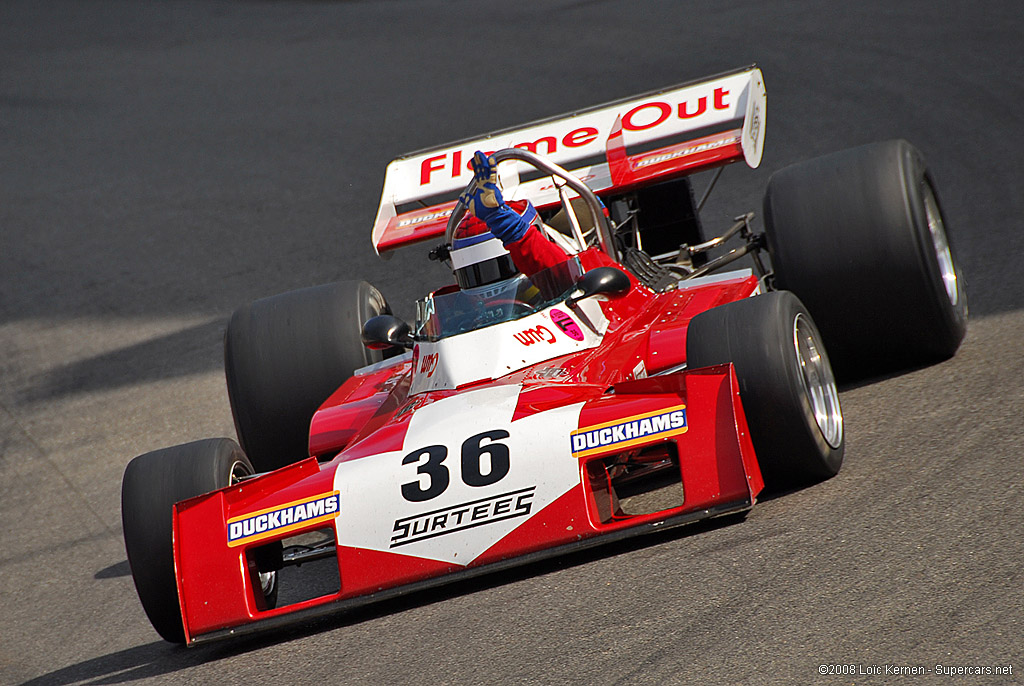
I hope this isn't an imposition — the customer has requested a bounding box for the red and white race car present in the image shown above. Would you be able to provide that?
[121,66,966,644]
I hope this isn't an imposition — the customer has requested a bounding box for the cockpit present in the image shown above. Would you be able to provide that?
[414,257,584,342]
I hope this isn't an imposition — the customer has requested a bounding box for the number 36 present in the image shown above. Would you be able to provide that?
[401,429,510,502]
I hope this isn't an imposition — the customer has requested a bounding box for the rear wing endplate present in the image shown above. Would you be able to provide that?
[372,65,765,254]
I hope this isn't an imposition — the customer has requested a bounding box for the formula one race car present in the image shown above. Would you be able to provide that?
[121,66,967,644]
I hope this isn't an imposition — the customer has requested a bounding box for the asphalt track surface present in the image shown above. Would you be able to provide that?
[2,2,1022,684]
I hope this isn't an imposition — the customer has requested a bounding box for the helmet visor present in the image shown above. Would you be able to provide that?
[454,253,519,289]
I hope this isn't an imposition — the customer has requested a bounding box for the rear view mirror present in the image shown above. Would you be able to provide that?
[362,315,414,350]
[566,267,631,307]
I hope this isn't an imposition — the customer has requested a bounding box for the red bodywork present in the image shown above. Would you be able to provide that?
[171,249,764,644]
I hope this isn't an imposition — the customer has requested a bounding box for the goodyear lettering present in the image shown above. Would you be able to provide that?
[570,406,687,458]
[391,487,536,547]
[227,492,340,547]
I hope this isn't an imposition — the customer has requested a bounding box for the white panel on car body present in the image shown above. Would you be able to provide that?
[409,298,608,395]
[372,68,767,252]
[332,384,585,565]
[380,69,759,206]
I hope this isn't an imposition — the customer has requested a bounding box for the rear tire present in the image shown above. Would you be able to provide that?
[763,139,967,379]
[687,291,844,490]
[224,281,390,472]
[121,438,255,643]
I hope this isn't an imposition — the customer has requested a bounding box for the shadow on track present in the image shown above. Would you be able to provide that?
[19,318,226,404]
[20,641,210,686]
[39,510,777,685]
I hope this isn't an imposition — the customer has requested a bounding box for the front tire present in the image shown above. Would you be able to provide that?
[224,280,390,472]
[121,438,256,643]
[687,291,844,490]
[763,139,967,379]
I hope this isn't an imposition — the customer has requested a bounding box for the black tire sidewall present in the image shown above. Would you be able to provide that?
[121,438,251,643]
[686,291,844,488]
[763,139,966,377]
[224,280,389,472]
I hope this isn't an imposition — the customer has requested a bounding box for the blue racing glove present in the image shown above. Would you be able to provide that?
[460,152,502,221]
[459,151,530,245]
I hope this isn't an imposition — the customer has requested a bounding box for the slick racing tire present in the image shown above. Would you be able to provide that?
[225,280,391,473]
[121,438,270,643]
[687,291,844,490]
[763,139,967,380]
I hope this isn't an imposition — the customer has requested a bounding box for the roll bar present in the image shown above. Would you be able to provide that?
[444,148,617,260]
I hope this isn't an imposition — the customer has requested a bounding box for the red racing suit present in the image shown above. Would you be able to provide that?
[505,223,570,277]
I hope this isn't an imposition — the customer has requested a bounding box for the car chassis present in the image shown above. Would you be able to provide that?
[121,66,966,645]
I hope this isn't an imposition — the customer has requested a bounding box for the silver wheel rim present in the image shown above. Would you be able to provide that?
[923,185,959,307]
[258,570,277,598]
[229,459,276,598]
[793,314,843,449]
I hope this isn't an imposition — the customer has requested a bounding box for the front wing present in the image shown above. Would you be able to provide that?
[172,364,763,644]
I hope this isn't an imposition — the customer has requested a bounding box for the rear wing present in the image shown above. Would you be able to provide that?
[372,65,765,254]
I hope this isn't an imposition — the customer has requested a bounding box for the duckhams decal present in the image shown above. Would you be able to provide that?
[570,405,687,458]
[227,491,340,547]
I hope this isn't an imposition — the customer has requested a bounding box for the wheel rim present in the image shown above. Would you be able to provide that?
[257,570,277,598]
[228,459,277,599]
[923,184,960,308]
[793,314,843,448]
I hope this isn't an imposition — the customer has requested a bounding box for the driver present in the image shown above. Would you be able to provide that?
[446,212,546,331]
[430,152,578,335]
[456,151,569,278]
